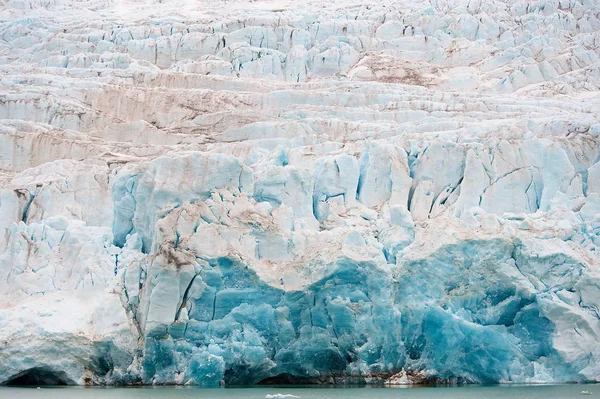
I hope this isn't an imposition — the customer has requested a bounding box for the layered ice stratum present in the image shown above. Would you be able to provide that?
[1,0,600,386]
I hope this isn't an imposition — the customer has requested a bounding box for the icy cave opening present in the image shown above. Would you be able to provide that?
[4,367,75,386]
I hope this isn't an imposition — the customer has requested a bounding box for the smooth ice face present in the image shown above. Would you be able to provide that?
[1,0,600,387]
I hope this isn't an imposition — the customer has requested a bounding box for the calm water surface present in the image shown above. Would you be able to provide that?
[0,385,598,399]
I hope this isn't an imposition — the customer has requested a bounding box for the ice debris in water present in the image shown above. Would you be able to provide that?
[1,0,600,388]
[265,395,301,399]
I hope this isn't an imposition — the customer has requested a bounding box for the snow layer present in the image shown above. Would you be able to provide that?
[1,0,600,386]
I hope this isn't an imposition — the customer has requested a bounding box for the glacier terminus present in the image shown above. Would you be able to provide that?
[1,0,600,387]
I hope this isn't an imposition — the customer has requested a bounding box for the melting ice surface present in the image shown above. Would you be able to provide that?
[1,0,600,388]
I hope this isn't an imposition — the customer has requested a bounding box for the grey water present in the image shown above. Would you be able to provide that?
[0,385,599,399]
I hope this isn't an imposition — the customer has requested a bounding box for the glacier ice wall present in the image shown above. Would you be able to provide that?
[1,0,600,386]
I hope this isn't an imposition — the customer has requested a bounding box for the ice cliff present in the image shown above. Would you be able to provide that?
[1,0,600,386]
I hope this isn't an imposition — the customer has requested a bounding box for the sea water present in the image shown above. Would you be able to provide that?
[0,385,598,399]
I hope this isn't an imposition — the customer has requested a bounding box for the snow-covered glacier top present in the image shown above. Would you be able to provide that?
[0,0,599,387]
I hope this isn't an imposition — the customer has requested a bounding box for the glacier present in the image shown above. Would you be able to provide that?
[1,0,600,387]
